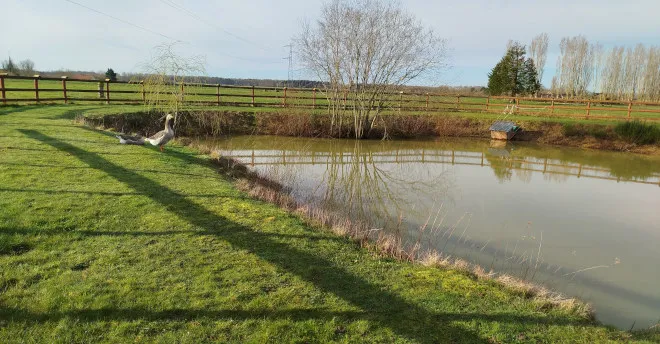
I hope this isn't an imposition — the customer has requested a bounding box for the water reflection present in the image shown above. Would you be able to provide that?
[209,135,660,330]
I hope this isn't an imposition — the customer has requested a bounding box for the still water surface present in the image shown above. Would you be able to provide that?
[208,135,660,329]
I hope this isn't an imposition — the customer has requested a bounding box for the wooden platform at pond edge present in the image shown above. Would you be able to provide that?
[489,121,518,140]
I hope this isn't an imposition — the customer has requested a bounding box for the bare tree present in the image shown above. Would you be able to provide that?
[18,59,35,76]
[555,36,596,97]
[590,43,604,94]
[296,0,448,139]
[623,44,647,100]
[139,42,206,121]
[642,46,660,101]
[528,33,549,89]
[601,46,625,99]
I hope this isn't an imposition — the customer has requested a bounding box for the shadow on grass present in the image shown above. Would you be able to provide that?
[0,225,349,244]
[0,105,46,116]
[0,305,597,329]
[17,129,491,343]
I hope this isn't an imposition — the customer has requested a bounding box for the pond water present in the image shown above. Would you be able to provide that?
[206,135,660,330]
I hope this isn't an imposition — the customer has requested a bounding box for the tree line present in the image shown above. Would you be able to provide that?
[488,34,660,101]
[553,37,660,101]
[1,56,35,76]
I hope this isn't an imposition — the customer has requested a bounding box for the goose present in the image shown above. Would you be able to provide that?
[116,114,175,152]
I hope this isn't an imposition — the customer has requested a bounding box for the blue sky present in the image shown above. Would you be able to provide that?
[2,0,660,87]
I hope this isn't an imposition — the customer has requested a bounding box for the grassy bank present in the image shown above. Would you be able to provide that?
[1,105,658,343]
[77,104,660,155]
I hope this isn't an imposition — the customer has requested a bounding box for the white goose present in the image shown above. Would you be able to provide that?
[116,114,175,152]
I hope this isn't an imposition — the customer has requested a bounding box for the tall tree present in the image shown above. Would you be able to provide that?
[601,46,625,99]
[296,0,448,139]
[623,44,647,99]
[487,42,537,96]
[555,36,596,97]
[105,68,118,82]
[642,47,660,101]
[528,33,549,86]
[521,59,541,95]
[1,56,19,75]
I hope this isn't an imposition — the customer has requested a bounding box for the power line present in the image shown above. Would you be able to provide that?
[63,0,180,42]
[158,0,274,53]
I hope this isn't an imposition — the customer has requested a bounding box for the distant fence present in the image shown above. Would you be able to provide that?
[2,74,660,121]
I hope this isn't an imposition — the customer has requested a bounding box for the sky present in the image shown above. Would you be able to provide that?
[2,0,660,87]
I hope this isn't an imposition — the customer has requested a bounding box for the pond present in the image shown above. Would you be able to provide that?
[205,135,660,330]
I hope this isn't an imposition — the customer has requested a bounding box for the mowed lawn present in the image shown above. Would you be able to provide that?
[0,105,656,343]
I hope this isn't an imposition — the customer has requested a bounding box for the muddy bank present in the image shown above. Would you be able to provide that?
[81,110,659,155]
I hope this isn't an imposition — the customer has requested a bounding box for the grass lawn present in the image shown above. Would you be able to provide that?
[0,105,657,343]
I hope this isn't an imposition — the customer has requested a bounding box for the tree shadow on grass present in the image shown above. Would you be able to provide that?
[17,129,492,343]
[0,105,46,116]
[15,129,619,342]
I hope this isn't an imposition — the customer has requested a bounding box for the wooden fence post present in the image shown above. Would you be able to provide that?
[34,75,40,103]
[313,88,317,109]
[141,81,145,103]
[0,74,6,105]
[216,84,220,106]
[283,87,287,107]
[61,76,68,104]
[514,97,519,114]
[627,101,633,119]
[98,81,104,99]
[586,101,591,119]
[456,96,461,111]
[105,79,110,104]
[399,91,403,111]
[486,96,490,111]
[426,93,429,110]
[251,85,255,106]
[180,82,184,103]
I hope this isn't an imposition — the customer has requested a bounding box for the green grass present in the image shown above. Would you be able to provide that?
[614,120,660,144]
[0,105,658,343]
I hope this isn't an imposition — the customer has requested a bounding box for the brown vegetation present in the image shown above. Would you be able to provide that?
[82,110,660,155]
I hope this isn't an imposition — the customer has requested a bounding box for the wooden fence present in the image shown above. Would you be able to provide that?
[2,74,660,121]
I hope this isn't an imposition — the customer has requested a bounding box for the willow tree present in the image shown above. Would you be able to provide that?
[296,0,448,139]
[140,42,206,122]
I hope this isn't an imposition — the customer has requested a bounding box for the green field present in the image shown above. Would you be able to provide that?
[3,78,660,122]
[1,105,658,342]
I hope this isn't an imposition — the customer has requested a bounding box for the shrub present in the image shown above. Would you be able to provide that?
[614,121,660,145]
[562,124,583,137]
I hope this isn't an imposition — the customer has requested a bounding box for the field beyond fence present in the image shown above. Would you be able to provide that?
[2,74,660,121]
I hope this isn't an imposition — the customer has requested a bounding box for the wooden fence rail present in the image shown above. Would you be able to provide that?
[2,74,660,121]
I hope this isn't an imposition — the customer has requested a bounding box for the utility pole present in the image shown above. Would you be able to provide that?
[283,44,292,87]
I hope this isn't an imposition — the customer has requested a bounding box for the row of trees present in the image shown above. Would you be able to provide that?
[552,38,660,101]
[488,34,660,102]
[1,56,35,76]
